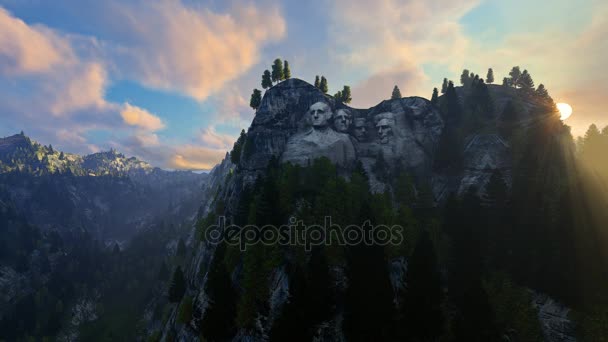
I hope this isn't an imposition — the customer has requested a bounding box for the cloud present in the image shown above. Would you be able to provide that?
[49,62,108,115]
[199,127,235,150]
[120,103,165,131]
[109,1,286,101]
[207,84,254,129]
[0,7,75,74]
[0,2,279,169]
[169,145,228,170]
[329,0,478,106]
[130,133,161,147]
[0,7,107,117]
[351,64,428,107]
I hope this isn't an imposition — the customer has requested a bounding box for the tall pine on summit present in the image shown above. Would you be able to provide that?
[283,60,291,79]
[271,58,284,83]
[391,85,402,99]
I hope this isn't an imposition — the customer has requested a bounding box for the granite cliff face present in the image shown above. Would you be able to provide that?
[238,78,444,196]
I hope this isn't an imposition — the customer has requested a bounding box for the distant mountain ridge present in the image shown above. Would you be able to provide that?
[0,133,209,241]
[0,133,158,176]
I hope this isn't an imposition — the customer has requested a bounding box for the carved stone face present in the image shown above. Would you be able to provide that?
[375,113,395,144]
[376,119,393,144]
[334,109,352,132]
[353,118,368,141]
[309,102,333,128]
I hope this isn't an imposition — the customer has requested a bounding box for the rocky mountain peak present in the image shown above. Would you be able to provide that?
[0,134,32,156]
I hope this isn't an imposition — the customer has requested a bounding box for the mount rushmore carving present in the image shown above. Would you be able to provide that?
[280,101,356,166]
[279,95,443,180]
[244,78,444,189]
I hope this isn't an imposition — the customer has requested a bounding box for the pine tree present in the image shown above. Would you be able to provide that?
[249,89,262,110]
[283,60,291,80]
[448,189,500,341]
[473,73,480,85]
[334,90,343,102]
[499,101,519,138]
[168,266,186,302]
[391,85,402,99]
[431,87,439,104]
[320,76,328,94]
[435,81,463,171]
[314,75,320,88]
[59,151,65,160]
[465,78,494,120]
[441,78,448,94]
[341,85,352,103]
[460,69,471,86]
[486,68,495,84]
[262,70,273,89]
[343,221,395,341]
[399,230,444,341]
[112,243,120,255]
[536,84,549,99]
[583,124,601,155]
[509,66,522,87]
[269,265,309,342]
[178,296,193,323]
[201,244,237,341]
[176,238,186,257]
[230,130,247,164]
[519,70,535,93]
[444,81,462,123]
[271,58,284,83]
[502,77,510,87]
[270,248,333,342]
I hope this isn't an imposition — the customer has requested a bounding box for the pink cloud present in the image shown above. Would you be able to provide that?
[199,127,235,150]
[0,7,75,74]
[120,103,165,131]
[49,62,108,115]
[169,144,227,170]
[110,1,287,101]
[329,0,478,104]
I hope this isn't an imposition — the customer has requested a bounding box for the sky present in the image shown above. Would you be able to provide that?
[0,0,606,170]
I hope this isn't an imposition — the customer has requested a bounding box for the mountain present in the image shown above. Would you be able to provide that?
[0,133,208,241]
[0,134,214,341]
[144,78,603,342]
[1,133,151,176]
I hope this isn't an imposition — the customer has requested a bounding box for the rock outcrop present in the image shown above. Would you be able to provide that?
[240,78,444,196]
[533,293,577,342]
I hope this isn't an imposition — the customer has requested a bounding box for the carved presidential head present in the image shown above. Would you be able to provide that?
[374,112,395,144]
[334,109,352,132]
[353,117,368,142]
[308,101,333,128]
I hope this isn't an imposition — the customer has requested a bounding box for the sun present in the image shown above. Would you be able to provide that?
[557,103,573,120]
